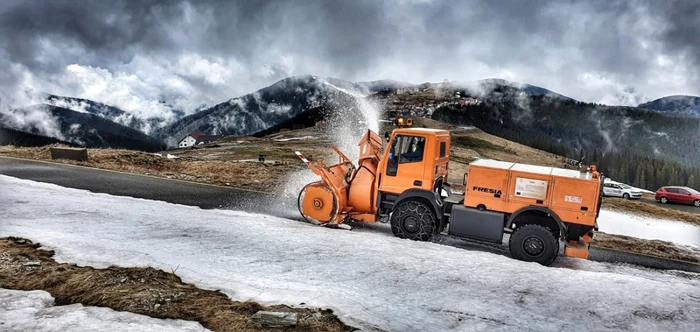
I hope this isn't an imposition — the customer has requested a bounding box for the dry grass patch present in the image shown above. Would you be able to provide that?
[0,237,354,332]
[592,232,700,263]
[0,145,305,192]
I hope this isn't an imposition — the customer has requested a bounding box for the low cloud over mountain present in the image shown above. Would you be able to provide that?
[1,0,697,124]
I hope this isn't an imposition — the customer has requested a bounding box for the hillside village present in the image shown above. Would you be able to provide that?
[382,87,482,118]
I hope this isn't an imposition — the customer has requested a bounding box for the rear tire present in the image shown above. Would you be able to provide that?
[660,197,668,204]
[509,224,559,266]
[390,200,436,242]
[694,200,700,207]
[623,193,630,199]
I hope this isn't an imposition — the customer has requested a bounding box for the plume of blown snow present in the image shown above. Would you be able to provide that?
[276,79,382,215]
[322,80,381,161]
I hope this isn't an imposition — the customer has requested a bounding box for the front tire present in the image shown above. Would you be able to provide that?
[390,200,436,241]
[509,224,559,266]
[694,200,700,207]
[623,193,630,199]
[660,197,668,204]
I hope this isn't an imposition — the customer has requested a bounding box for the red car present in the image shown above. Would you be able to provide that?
[655,186,700,207]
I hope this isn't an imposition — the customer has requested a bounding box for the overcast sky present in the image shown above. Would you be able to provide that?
[0,0,698,116]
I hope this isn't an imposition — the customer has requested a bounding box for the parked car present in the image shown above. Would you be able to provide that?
[655,186,700,207]
[603,182,643,199]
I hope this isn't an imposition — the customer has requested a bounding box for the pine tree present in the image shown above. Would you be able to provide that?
[635,164,646,189]
[688,174,699,190]
[644,162,655,190]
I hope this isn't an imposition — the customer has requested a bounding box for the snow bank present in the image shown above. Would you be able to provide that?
[597,209,700,248]
[273,135,317,142]
[0,288,208,331]
[1,175,699,331]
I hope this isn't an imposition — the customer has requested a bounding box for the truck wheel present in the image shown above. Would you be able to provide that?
[390,200,436,242]
[509,224,559,266]
[623,193,630,199]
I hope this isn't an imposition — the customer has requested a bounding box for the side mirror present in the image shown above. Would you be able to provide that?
[463,173,468,186]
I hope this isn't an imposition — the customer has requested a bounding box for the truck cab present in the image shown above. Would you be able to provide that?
[376,129,451,225]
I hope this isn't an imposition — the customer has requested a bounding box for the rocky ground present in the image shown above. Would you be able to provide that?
[0,237,352,332]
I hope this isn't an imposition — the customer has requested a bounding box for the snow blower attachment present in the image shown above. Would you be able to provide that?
[296,127,603,266]
[296,130,383,226]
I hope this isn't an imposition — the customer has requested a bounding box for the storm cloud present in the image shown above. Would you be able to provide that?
[0,0,698,116]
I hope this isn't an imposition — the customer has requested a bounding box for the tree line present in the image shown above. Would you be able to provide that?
[432,93,700,191]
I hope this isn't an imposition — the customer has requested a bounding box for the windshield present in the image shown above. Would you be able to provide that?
[620,185,633,189]
[688,188,700,195]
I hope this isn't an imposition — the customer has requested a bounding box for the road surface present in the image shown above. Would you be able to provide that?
[0,156,296,219]
[646,198,700,214]
[1,156,698,273]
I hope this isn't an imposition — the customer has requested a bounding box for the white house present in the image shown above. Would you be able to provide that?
[178,132,204,148]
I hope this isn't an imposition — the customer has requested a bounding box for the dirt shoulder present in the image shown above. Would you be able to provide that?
[0,145,304,192]
[0,237,353,332]
[592,232,700,264]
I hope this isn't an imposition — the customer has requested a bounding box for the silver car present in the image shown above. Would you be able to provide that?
[603,182,643,199]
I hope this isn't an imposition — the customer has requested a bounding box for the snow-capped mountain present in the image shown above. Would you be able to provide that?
[638,95,700,118]
[154,75,368,145]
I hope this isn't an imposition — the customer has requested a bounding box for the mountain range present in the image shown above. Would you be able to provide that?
[0,75,698,168]
[0,104,165,151]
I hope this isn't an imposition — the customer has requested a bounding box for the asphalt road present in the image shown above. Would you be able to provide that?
[648,198,700,214]
[1,156,698,273]
[0,156,296,219]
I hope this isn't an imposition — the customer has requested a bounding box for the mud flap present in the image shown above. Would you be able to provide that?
[564,233,592,259]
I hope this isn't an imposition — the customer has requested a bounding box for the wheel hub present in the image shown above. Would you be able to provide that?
[402,216,419,233]
[523,236,545,257]
[298,183,338,224]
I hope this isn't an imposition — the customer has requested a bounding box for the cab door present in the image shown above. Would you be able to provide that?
[611,184,623,197]
[379,134,428,194]
[666,188,680,203]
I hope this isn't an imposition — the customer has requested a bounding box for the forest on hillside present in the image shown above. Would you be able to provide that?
[433,95,700,191]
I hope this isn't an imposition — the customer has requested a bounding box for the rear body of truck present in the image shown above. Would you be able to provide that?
[442,159,603,264]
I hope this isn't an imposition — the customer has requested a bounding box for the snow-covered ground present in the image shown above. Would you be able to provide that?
[598,209,700,248]
[0,288,207,332]
[1,175,699,331]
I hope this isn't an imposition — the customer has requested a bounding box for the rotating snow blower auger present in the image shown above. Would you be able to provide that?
[295,130,383,227]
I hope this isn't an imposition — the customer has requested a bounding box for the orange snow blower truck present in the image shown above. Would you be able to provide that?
[296,128,604,265]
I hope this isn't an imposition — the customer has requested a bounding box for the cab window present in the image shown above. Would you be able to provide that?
[399,136,425,164]
[387,135,426,176]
